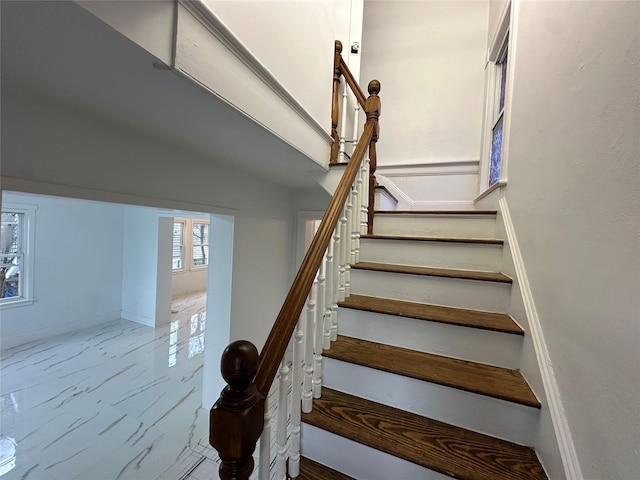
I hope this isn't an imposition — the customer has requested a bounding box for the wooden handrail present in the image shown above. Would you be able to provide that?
[210,41,381,480]
[339,57,367,108]
[255,120,376,395]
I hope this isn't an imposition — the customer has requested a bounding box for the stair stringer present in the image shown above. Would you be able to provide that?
[494,197,576,480]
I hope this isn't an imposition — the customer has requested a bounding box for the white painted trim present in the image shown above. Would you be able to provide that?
[499,196,583,480]
[121,310,154,327]
[377,160,479,177]
[487,1,512,62]
[474,180,507,204]
[177,0,329,142]
[411,200,475,210]
[1,176,238,216]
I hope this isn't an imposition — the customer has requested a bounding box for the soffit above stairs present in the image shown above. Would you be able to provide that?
[1,1,327,189]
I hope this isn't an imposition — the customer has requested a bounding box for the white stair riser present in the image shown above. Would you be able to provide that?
[322,359,539,446]
[301,423,450,480]
[350,270,512,313]
[337,308,523,369]
[359,238,503,271]
[374,214,497,238]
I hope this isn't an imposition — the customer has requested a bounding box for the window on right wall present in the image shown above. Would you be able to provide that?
[489,38,509,187]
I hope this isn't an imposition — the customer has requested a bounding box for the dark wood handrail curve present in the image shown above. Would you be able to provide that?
[210,41,381,480]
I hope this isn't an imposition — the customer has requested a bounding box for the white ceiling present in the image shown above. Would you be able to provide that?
[1,1,327,189]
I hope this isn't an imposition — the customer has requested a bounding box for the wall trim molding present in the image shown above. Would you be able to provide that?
[177,0,330,143]
[499,196,583,480]
[377,160,479,177]
[1,176,238,216]
[121,310,154,327]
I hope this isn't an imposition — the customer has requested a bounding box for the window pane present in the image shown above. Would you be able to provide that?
[498,49,508,112]
[1,212,22,300]
[192,223,209,245]
[489,116,504,187]
[173,222,183,244]
[192,245,209,267]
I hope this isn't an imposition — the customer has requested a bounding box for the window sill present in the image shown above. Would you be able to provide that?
[0,298,35,310]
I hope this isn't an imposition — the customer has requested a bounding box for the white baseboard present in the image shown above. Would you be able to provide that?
[499,196,583,480]
[121,310,155,327]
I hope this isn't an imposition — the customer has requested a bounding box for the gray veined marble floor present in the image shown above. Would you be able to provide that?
[0,292,222,480]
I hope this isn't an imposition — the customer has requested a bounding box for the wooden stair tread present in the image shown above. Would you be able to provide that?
[293,456,355,480]
[352,261,513,284]
[374,210,497,215]
[324,336,540,408]
[303,388,547,480]
[339,294,523,335]
[361,233,504,244]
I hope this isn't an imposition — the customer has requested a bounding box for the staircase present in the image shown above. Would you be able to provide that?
[296,210,548,480]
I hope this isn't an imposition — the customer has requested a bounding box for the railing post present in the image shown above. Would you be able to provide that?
[365,80,381,235]
[330,40,343,164]
[210,341,265,480]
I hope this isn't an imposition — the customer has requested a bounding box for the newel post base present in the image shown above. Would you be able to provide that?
[210,340,265,480]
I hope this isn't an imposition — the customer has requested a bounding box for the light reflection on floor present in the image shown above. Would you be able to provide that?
[0,291,224,480]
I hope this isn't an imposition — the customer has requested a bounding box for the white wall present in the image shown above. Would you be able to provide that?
[361,0,488,166]
[204,0,336,129]
[78,0,174,65]
[2,87,299,405]
[121,207,172,328]
[0,192,124,349]
[505,2,640,478]
[360,1,488,207]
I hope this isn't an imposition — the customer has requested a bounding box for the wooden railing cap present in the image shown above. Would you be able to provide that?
[368,79,381,95]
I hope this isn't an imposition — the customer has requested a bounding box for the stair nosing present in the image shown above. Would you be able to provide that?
[360,233,504,245]
[374,210,497,215]
[303,388,547,480]
[338,294,524,335]
[351,262,513,284]
[324,335,540,408]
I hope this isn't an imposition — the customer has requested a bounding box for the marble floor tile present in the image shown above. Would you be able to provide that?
[0,292,216,480]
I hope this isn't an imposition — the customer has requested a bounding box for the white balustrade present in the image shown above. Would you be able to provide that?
[313,259,326,398]
[323,243,333,350]
[275,358,291,480]
[289,319,304,478]
[302,284,316,413]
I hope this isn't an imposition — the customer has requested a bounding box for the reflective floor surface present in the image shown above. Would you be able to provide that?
[0,292,222,480]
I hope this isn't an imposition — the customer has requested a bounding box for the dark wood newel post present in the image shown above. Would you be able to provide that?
[330,40,343,164]
[210,340,265,480]
[365,79,381,234]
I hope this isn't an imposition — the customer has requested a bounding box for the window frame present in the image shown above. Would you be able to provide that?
[0,202,36,309]
[172,220,186,272]
[172,218,210,275]
[191,221,209,270]
[479,1,513,193]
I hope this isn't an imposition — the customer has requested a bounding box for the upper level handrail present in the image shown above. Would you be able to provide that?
[339,57,366,108]
[209,40,380,480]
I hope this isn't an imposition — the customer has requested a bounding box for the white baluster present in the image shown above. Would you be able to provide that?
[323,245,333,350]
[275,358,291,480]
[258,404,272,480]
[313,260,326,398]
[338,208,347,302]
[339,82,348,163]
[345,192,353,298]
[355,167,363,263]
[302,283,316,413]
[362,158,371,235]
[288,319,303,478]
[331,230,339,342]
[352,103,361,157]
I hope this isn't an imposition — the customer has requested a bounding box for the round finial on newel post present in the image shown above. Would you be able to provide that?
[368,79,381,96]
[335,40,343,54]
[221,340,259,390]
